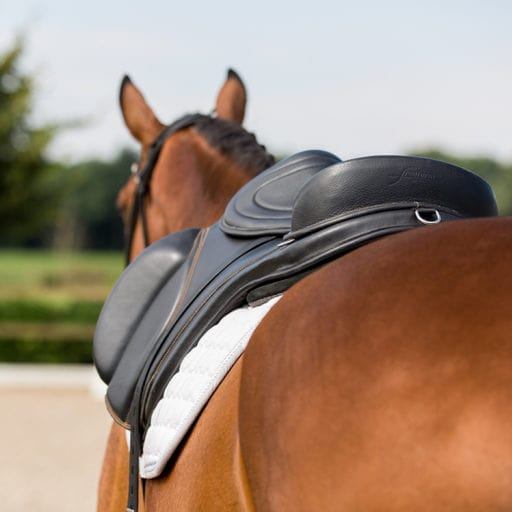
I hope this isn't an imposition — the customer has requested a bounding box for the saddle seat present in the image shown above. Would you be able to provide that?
[94,150,497,430]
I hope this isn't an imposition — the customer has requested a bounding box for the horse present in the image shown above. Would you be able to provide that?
[99,69,274,511]
[98,71,512,511]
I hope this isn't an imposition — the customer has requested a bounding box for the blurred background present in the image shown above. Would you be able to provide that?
[1,1,512,510]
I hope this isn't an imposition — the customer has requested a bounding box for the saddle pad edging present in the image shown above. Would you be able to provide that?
[139,295,281,478]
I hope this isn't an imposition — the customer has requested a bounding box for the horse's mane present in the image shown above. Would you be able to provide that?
[193,115,275,176]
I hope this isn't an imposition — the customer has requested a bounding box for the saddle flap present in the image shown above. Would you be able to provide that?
[220,150,341,237]
[288,155,498,239]
[93,228,199,384]
[104,225,275,423]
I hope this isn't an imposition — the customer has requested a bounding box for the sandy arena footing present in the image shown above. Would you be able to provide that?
[0,365,111,512]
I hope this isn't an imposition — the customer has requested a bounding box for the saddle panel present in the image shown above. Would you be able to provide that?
[93,228,199,384]
[220,150,341,237]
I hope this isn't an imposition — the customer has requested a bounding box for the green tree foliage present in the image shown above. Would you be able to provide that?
[0,36,134,250]
[55,149,136,250]
[414,149,512,215]
[0,39,60,245]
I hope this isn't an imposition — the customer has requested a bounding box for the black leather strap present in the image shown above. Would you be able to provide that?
[127,410,141,512]
[125,228,209,512]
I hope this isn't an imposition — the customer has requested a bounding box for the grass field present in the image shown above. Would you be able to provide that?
[0,250,123,363]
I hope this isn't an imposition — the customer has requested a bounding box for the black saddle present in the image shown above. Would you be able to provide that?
[95,149,497,424]
[93,150,496,508]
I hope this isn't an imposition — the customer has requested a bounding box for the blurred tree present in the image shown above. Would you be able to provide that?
[0,38,61,246]
[54,149,136,250]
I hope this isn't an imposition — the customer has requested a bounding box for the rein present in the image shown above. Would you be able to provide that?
[125,113,208,266]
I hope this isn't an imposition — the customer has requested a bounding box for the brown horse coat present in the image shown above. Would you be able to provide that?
[101,218,512,511]
[240,217,512,511]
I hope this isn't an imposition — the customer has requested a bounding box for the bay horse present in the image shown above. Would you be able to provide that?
[98,71,512,511]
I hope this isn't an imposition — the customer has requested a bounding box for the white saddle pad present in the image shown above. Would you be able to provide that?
[139,296,281,478]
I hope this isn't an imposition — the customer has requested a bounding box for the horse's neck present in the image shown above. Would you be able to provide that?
[158,133,251,232]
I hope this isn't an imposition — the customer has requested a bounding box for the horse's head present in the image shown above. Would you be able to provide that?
[116,70,274,262]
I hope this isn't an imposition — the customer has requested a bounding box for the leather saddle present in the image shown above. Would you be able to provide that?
[94,150,497,430]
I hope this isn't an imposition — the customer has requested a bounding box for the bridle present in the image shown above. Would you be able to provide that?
[124,113,208,266]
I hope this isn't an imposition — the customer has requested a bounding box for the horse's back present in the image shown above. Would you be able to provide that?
[240,217,512,511]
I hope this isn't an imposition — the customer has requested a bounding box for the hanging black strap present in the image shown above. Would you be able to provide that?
[126,414,141,512]
[123,114,208,512]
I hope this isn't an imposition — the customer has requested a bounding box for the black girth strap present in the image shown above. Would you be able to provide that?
[124,113,207,266]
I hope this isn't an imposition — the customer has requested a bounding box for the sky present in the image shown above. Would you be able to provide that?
[2,0,512,162]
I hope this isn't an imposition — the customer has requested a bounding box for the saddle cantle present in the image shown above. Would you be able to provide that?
[94,148,497,442]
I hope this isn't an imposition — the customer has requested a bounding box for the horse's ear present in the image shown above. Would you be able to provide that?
[215,68,247,125]
[119,75,164,145]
